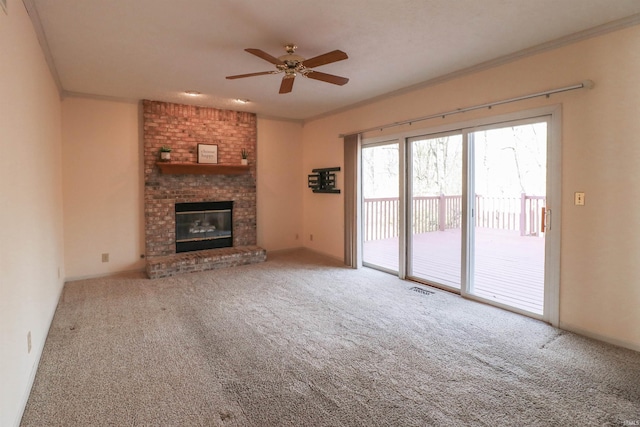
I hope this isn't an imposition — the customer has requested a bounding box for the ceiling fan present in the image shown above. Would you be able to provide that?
[226,44,349,94]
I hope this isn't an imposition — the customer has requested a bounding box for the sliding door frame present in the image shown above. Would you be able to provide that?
[357,105,561,326]
[360,138,406,276]
[406,129,465,290]
[463,115,553,320]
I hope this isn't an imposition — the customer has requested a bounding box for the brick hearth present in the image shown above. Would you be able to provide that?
[146,246,266,279]
[143,100,265,278]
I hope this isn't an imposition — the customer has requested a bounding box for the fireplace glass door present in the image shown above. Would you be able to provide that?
[175,201,233,252]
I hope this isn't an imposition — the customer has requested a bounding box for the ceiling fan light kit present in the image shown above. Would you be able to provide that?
[226,44,349,94]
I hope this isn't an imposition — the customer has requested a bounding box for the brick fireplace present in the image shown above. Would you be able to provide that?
[143,100,266,278]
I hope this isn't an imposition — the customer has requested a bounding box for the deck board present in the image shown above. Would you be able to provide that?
[363,228,544,314]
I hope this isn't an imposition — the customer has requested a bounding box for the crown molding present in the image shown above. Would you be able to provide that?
[62,90,140,105]
[22,0,63,97]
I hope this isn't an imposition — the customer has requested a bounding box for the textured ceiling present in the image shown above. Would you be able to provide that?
[27,0,640,120]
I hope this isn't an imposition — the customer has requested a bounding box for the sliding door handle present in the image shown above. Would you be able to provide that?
[541,207,551,233]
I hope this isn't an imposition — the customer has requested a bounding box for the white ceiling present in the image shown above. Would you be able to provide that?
[27,0,640,121]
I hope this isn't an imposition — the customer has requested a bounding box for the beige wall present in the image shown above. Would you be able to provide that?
[256,118,304,251]
[62,97,144,280]
[302,25,640,350]
[0,1,65,425]
[60,105,306,278]
[300,123,346,259]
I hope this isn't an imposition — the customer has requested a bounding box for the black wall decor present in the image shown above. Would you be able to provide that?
[308,167,341,194]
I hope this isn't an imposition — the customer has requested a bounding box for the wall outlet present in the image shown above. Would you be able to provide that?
[27,331,32,354]
[574,192,585,206]
[102,253,109,263]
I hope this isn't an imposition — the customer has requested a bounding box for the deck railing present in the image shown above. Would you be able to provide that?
[364,194,545,242]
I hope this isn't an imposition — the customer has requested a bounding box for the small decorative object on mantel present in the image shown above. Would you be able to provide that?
[241,148,248,165]
[159,145,172,161]
[308,167,341,194]
[197,144,218,164]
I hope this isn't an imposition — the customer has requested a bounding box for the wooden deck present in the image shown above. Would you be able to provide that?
[363,228,544,314]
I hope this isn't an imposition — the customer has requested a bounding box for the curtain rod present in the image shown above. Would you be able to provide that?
[339,80,594,138]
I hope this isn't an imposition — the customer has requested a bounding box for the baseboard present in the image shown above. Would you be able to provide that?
[265,246,304,256]
[559,321,640,353]
[266,246,345,265]
[65,267,146,283]
[298,247,345,264]
[13,278,65,427]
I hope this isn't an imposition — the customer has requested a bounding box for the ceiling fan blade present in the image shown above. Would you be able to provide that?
[279,76,295,94]
[302,50,348,68]
[226,71,276,79]
[305,71,349,86]
[245,48,285,65]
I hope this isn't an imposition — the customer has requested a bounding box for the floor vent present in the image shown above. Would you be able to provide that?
[410,287,435,296]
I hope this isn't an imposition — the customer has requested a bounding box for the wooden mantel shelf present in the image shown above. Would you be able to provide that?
[156,162,250,175]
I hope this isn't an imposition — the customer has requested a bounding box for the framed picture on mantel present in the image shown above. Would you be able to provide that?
[197,144,218,164]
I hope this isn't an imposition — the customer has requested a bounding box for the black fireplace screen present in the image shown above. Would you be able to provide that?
[175,201,233,253]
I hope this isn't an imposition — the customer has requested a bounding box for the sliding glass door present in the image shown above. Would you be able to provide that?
[362,141,400,273]
[407,133,463,289]
[468,121,548,314]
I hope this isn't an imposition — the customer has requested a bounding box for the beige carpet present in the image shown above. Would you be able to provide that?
[21,249,640,426]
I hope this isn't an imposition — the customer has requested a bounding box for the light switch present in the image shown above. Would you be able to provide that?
[574,192,585,206]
